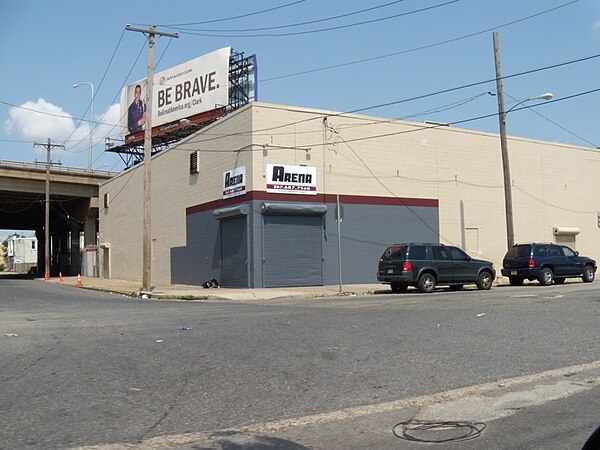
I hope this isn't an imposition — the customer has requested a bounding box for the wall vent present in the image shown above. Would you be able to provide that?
[190,151,200,174]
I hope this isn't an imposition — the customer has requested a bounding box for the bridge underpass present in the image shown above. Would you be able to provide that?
[0,161,114,277]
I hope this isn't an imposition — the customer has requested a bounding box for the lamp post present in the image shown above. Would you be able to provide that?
[493,32,553,249]
[73,82,94,172]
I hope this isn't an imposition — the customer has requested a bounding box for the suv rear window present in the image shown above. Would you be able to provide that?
[505,245,531,258]
[382,245,407,260]
[408,245,427,260]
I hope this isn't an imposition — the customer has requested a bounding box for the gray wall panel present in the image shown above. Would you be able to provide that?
[322,203,439,285]
[170,211,221,285]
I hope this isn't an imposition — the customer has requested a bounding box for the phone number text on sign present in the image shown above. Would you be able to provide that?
[267,184,317,194]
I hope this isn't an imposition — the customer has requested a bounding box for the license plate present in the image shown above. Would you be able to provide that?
[510,270,517,275]
[387,268,394,274]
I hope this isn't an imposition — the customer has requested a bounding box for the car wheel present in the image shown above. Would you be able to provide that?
[538,268,554,286]
[449,284,463,291]
[391,282,408,293]
[476,271,493,290]
[509,276,523,286]
[554,278,565,284]
[583,265,595,283]
[417,273,436,293]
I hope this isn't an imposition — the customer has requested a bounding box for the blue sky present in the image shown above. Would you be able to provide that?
[1,0,599,238]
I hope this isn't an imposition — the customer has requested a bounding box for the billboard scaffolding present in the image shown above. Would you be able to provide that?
[107,49,257,168]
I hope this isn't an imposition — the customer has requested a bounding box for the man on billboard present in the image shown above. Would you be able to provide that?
[127,84,146,133]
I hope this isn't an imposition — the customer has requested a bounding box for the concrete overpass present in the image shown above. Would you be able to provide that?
[0,160,115,277]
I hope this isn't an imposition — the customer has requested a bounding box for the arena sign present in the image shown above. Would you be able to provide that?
[266,164,317,195]
[120,47,231,137]
[222,166,246,199]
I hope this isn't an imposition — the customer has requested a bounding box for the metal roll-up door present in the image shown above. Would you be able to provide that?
[263,215,323,287]
[220,216,248,287]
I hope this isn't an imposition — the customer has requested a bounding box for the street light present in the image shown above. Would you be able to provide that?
[73,82,94,172]
[506,93,553,113]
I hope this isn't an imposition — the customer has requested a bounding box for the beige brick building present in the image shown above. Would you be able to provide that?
[99,102,600,287]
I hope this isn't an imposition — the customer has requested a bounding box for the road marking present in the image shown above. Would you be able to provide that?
[70,360,600,450]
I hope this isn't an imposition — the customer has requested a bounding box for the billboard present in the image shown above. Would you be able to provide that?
[223,166,246,199]
[266,164,317,195]
[120,47,231,137]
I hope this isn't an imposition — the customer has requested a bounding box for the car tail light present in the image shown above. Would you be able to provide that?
[528,259,535,268]
[403,261,412,271]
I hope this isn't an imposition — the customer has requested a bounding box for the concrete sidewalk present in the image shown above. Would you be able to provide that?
[43,275,387,301]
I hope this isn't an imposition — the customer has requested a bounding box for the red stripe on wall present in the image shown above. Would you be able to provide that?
[186,191,438,215]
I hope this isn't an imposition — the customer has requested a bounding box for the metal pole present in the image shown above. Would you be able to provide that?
[89,83,93,172]
[45,138,50,280]
[493,32,514,249]
[336,194,342,293]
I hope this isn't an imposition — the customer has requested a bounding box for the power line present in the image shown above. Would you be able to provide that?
[173,1,459,38]
[63,41,151,153]
[169,0,407,32]
[169,85,600,153]
[156,0,306,27]
[60,29,126,149]
[326,122,458,246]
[174,51,600,145]
[1,46,597,149]
[260,0,578,82]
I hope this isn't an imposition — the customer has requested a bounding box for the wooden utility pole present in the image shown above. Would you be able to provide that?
[33,138,64,280]
[493,32,514,249]
[125,25,178,291]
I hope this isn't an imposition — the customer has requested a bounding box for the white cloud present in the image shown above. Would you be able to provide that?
[3,99,123,162]
[94,103,122,141]
[593,21,600,31]
[3,98,75,142]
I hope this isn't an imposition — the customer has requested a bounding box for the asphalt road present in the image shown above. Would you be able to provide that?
[1,277,599,449]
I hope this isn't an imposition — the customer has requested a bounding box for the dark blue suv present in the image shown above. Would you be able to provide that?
[501,243,596,286]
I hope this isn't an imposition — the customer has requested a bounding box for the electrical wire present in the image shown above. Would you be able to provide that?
[0,195,43,214]
[63,37,148,152]
[504,91,598,148]
[169,0,408,32]
[260,0,578,82]
[512,185,598,214]
[83,33,175,167]
[174,52,600,145]
[61,29,126,149]
[1,45,598,147]
[326,122,458,246]
[173,1,459,38]
[157,0,306,27]
[99,167,137,213]
[168,85,600,153]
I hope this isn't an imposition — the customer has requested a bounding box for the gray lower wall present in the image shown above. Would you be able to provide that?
[171,199,439,288]
[322,203,439,285]
[170,210,221,286]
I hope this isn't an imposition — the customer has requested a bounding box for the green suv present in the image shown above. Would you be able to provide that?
[377,243,496,293]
